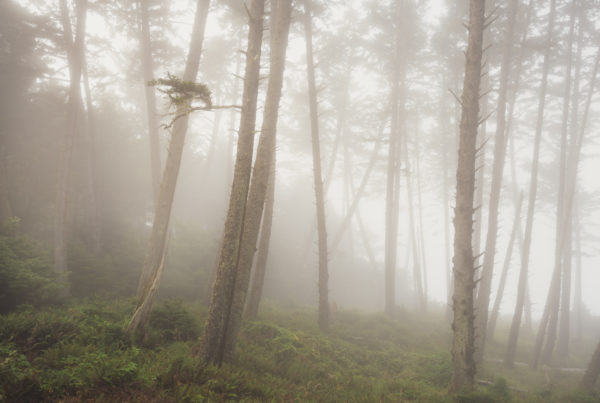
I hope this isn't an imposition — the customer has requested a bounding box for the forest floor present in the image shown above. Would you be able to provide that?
[0,298,598,402]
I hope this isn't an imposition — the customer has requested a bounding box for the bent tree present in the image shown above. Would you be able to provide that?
[451,0,485,392]
[128,0,211,335]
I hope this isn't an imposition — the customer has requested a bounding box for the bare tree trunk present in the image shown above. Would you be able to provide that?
[533,2,577,367]
[558,12,583,360]
[201,0,264,365]
[532,44,600,370]
[384,1,404,316]
[244,145,276,320]
[221,0,292,358]
[82,58,102,254]
[474,0,518,365]
[128,0,210,335]
[303,0,329,332]
[415,114,428,309]
[403,127,424,311]
[487,192,523,341]
[451,0,485,392]
[55,0,88,296]
[582,339,600,390]
[139,0,161,204]
[504,0,556,369]
[574,198,582,342]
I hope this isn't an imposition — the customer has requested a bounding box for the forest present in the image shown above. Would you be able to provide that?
[1,0,600,401]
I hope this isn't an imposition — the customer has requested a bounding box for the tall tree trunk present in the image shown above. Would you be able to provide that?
[557,9,583,360]
[474,0,518,365]
[451,0,485,392]
[574,198,582,342]
[303,0,329,332]
[532,1,576,367]
[533,43,600,371]
[55,0,88,296]
[384,1,404,316]
[503,0,556,369]
[244,144,276,320]
[139,0,161,204]
[220,0,292,359]
[201,0,264,365]
[487,192,523,340]
[415,114,428,310]
[82,58,102,254]
[128,0,210,335]
[582,339,600,390]
[403,127,424,311]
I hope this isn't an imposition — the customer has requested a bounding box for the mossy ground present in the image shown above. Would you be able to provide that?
[0,299,597,402]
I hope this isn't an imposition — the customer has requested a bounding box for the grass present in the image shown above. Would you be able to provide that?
[0,298,598,402]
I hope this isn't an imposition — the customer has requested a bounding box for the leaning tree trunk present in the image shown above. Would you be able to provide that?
[201,0,264,365]
[486,192,523,341]
[220,0,292,359]
[504,0,556,369]
[451,0,485,392]
[536,1,577,367]
[474,0,518,365]
[128,0,210,335]
[303,0,329,332]
[55,0,88,296]
[139,0,161,204]
[244,145,276,320]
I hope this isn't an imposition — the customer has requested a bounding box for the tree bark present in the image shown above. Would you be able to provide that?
[474,0,518,365]
[201,0,264,365]
[303,0,329,332]
[384,0,404,316]
[537,1,577,366]
[244,146,276,320]
[487,192,523,341]
[221,0,292,358]
[139,0,162,205]
[451,0,485,392]
[504,0,556,369]
[55,0,88,296]
[128,0,210,335]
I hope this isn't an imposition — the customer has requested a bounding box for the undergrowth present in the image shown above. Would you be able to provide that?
[0,299,597,402]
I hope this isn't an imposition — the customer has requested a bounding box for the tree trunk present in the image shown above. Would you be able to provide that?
[384,0,404,316]
[533,44,600,370]
[487,192,523,340]
[139,0,161,204]
[504,0,556,369]
[574,198,582,342]
[582,339,600,390]
[201,0,264,365]
[220,0,292,359]
[303,0,329,332]
[55,0,88,296]
[415,115,428,310]
[403,126,424,311]
[474,0,518,365]
[244,145,276,320]
[538,2,577,366]
[451,0,485,392]
[128,0,210,335]
[81,58,102,255]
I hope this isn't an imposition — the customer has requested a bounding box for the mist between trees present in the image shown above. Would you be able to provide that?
[2,0,600,399]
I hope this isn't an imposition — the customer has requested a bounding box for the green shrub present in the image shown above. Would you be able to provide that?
[0,343,43,402]
[145,299,200,346]
[0,233,62,313]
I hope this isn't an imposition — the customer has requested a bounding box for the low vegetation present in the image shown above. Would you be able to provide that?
[0,297,597,402]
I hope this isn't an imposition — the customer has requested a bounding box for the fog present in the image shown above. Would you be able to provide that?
[2,0,600,398]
